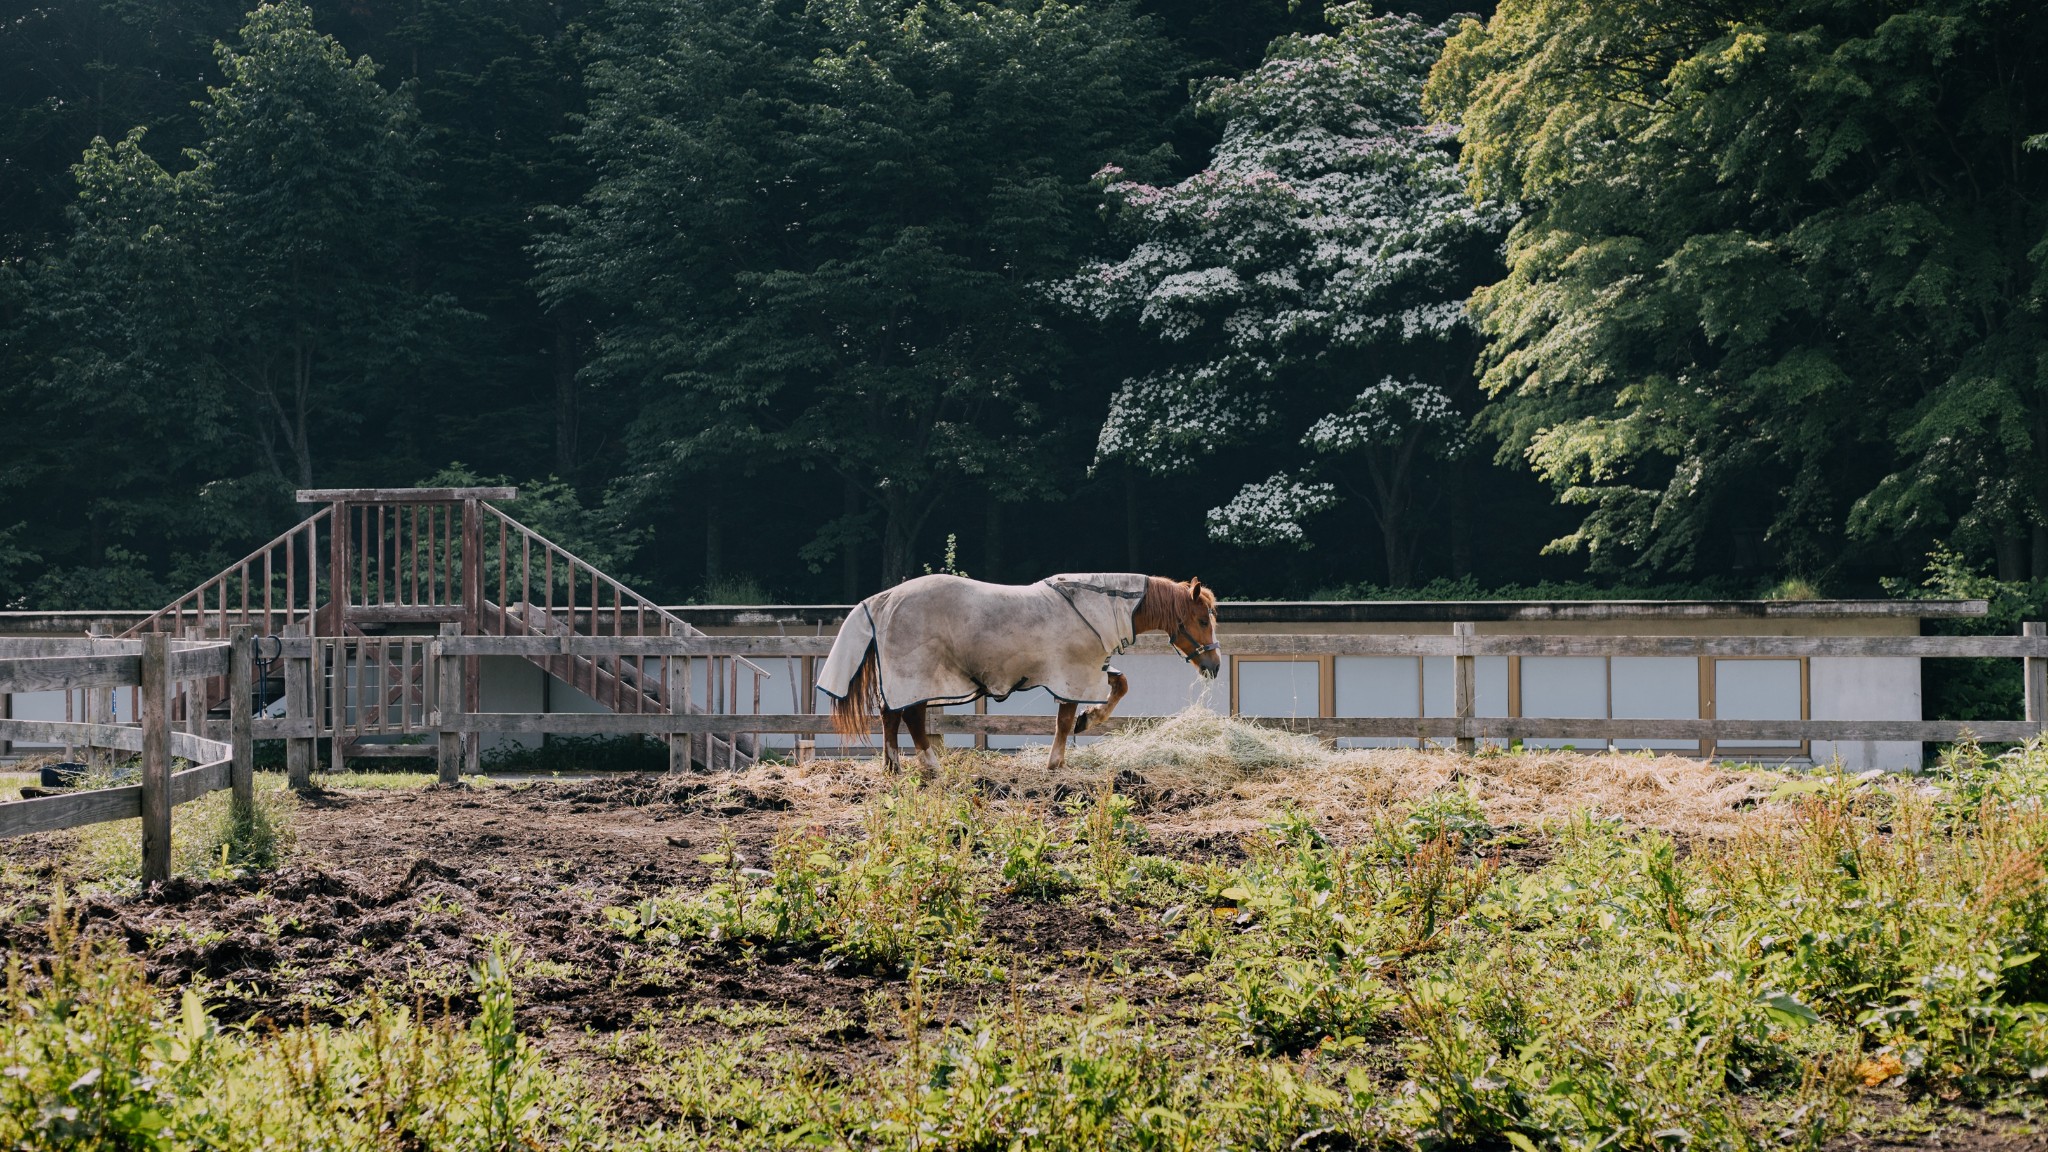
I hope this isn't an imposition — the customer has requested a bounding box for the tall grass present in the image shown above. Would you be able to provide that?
[12,740,2048,1149]
[0,892,607,1151]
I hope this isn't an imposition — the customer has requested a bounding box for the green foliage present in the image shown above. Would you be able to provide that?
[538,0,1179,586]
[0,901,605,1151]
[1067,6,1508,583]
[615,774,982,973]
[989,813,1078,899]
[1882,544,2048,722]
[1428,0,2048,578]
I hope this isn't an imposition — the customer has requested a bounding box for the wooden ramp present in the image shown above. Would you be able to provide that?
[117,487,764,772]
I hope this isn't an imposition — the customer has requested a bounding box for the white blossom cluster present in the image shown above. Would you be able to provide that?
[1206,473,1339,547]
[1059,8,1511,542]
[1303,375,1466,455]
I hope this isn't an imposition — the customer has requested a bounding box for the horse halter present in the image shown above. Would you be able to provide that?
[1171,616,1220,664]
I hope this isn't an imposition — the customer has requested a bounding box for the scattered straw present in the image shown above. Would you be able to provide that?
[714,709,1793,842]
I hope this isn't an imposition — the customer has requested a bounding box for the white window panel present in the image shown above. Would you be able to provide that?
[1715,659,1802,749]
[1115,653,1224,716]
[1335,656,1418,748]
[3,689,72,750]
[1519,656,1606,748]
[1421,656,1510,717]
[986,685,1058,748]
[1335,657,1418,716]
[1237,660,1321,718]
[1610,656,1700,750]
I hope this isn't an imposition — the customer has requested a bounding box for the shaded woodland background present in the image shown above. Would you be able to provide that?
[0,0,2040,610]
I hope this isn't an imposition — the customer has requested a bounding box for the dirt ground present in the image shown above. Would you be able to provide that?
[1,770,1219,1126]
[1,761,2040,1147]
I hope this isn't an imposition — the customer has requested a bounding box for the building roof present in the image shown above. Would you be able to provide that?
[663,598,1990,629]
[0,598,1990,637]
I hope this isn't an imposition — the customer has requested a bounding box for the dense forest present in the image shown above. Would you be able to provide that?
[0,0,2042,607]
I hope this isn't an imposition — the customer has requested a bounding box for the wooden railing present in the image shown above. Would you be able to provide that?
[104,487,767,772]
[0,631,254,881]
[121,508,333,641]
[419,626,2048,751]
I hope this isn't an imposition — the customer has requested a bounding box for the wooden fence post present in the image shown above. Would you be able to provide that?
[284,623,313,790]
[140,633,170,883]
[665,621,686,772]
[461,498,482,775]
[86,632,110,769]
[1453,621,1477,754]
[228,624,254,810]
[2027,622,2046,733]
[438,623,462,783]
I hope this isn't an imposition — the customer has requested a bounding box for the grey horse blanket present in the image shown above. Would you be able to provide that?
[816,573,1149,709]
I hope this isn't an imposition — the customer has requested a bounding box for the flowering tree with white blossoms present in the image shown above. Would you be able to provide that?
[1059,6,1509,585]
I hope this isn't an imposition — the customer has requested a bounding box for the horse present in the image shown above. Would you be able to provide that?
[818,573,1220,772]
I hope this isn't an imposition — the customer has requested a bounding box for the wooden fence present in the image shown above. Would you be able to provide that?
[9,623,2048,840]
[0,630,254,880]
[385,623,2048,755]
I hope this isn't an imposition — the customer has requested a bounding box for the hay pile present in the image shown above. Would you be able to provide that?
[722,708,1790,841]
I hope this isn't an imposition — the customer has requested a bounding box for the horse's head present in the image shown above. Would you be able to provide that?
[1166,576,1220,679]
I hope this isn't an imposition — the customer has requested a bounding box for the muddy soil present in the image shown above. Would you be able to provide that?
[0,772,2033,1146]
[0,774,1225,1125]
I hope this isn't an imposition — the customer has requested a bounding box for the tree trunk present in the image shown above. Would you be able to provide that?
[841,479,862,601]
[704,509,723,589]
[553,316,577,476]
[292,341,314,488]
[1999,534,2025,583]
[1125,474,1141,571]
[1381,503,1412,588]
[1361,437,1423,589]
[983,497,1003,584]
[880,505,915,588]
[1449,459,1472,579]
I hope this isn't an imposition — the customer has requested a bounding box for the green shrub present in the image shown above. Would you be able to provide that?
[614,773,981,972]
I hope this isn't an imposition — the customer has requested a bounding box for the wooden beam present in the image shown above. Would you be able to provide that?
[344,605,465,624]
[171,759,230,806]
[437,624,461,783]
[0,653,139,692]
[282,623,313,790]
[2027,623,2046,728]
[0,784,141,838]
[0,719,226,763]
[446,710,2048,743]
[168,642,231,680]
[140,634,169,883]
[429,631,2048,661]
[229,625,253,810]
[296,487,518,504]
[343,743,437,759]
[1453,622,1477,753]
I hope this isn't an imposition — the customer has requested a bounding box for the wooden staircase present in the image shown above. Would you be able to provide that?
[119,487,763,770]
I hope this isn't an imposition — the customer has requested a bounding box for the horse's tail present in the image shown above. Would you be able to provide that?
[830,642,881,745]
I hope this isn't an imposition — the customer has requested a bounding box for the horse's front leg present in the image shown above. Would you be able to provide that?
[882,707,904,771]
[1049,701,1078,771]
[905,702,941,776]
[1075,670,1129,734]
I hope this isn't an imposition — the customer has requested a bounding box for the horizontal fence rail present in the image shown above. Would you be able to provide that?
[422,626,2048,750]
[441,710,2048,744]
[428,633,2048,660]
[0,642,230,692]
[0,632,253,875]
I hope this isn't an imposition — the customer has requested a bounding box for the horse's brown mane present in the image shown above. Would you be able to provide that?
[1137,575,1214,633]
